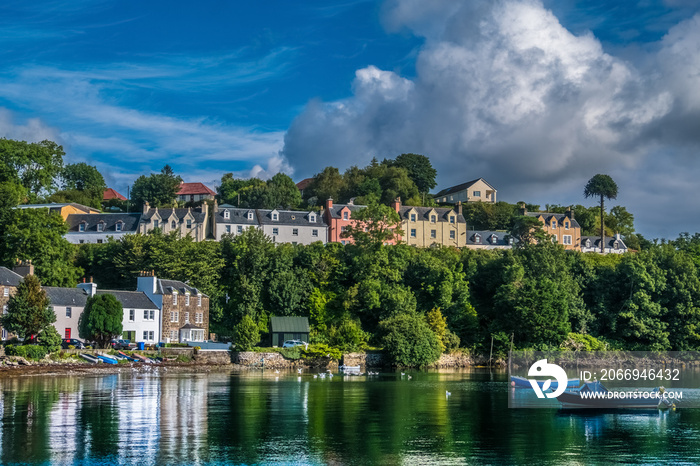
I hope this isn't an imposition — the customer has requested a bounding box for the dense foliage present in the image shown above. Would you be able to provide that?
[131,164,182,208]
[2,274,56,341]
[78,294,124,348]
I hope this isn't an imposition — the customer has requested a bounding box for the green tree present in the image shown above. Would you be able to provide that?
[584,174,618,253]
[391,153,437,194]
[306,166,344,205]
[266,173,302,209]
[0,138,65,199]
[130,164,182,208]
[379,313,442,366]
[38,326,62,353]
[607,206,635,237]
[425,308,448,353]
[233,314,260,351]
[79,294,123,349]
[510,215,547,245]
[340,203,403,248]
[61,162,107,193]
[2,274,56,342]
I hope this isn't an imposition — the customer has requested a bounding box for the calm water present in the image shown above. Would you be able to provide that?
[1,368,699,465]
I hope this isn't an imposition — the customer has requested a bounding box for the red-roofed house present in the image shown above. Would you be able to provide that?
[296,178,313,197]
[177,182,216,203]
[103,188,127,201]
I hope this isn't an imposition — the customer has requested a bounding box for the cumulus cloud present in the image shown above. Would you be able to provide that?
[0,108,61,143]
[282,0,700,237]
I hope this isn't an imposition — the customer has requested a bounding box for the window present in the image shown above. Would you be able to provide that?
[410,213,416,222]
[196,312,203,323]
[1,329,5,339]
[172,220,177,229]
[341,226,347,232]
[186,219,192,229]
[473,191,481,197]
[565,222,570,229]
[115,222,122,232]
[272,227,279,235]
[474,234,480,243]
[551,220,557,229]
[79,223,86,232]
[143,331,148,341]
[292,228,299,236]
[586,239,591,248]
[247,212,254,220]
[430,215,436,223]
[310,214,316,222]
[509,237,514,245]
[312,229,318,237]
[150,310,155,320]
[170,311,179,322]
[272,213,278,221]
[237,226,243,233]
[563,235,572,245]
[431,230,436,238]
[186,294,190,306]
[3,287,8,297]
[172,292,177,305]
[149,331,154,341]
[552,236,558,243]
[343,211,349,220]
[490,235,498,245]
[450,231,456,239]
[97,239,103,244]
[223,210,230,219]
[144,310,149,320]
[65,328,71,339]
[97,223,104,232]
[450,196,454,201]
[410,229,417,238]
[197,295,202,307]
[170,330,177,341]
[225,225,231,233]
[129,309,135,321]
[442,198,446,203]
[2,304,7,314]
[79,240,85,244]
[185,312,190,323]
[449,216,455,224]
[613,241,619,249]
[341,240,346,245]
[154,220,159,229]
[66,307,72,318]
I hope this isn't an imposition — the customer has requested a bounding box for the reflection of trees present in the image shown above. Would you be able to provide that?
[74,375,121,461]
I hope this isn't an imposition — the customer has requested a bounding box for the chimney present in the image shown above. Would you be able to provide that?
[137,270,158,295]
[565,205,575,220]
[143,201,150,214]
[518,202,527,216]
[13,260,34,277]
[325,198,333,210]
[348,197,355,206]
[77,280,97,297]
[213,199,219,213]
[455,201,463,215]
[391,197,401,213]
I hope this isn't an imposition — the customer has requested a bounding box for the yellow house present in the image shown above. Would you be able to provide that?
[435,178,497,205]
[392,199,467,247]
[525,208,581,251]
[16,202,100,220]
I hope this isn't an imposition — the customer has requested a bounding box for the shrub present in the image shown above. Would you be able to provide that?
[5,344,48,360]
[328,319,369,353]
[379,313,442,367]
[561,333,608,351]
[443,329,461,352]
[302,343,342,361]
[38,326,62,353]
[233,315,260,351]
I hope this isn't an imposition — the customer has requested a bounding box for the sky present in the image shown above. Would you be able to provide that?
[1,0,700,238]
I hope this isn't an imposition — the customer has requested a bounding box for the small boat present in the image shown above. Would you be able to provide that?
[557,381,676,409]
[80,353,101,364]
[339,365,361,372]
[117,351,139,362]
[96,353,118,365]
[510,375,580,389]
[132,353,155,364]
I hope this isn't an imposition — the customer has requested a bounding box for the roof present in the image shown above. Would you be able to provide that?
[96,290,158,309]
[0,267,23,287]
[177,182,216,196]
[325,203,367,219]
[142,207,206,224]
[157,279,207,297]
[66,213,142,233]
[257,209,327,227]
[180,323,204,330]
[44,287,89,307]
[270,316,310,333]
[296,178,313,190]
[103,188,127,201]
[16,202,100,214]
[526,212,581,229]
[399,206,466,224]
[466,230,514,246]
[435,178,496,197]
[581,236,628,250]
[215,206,259,225]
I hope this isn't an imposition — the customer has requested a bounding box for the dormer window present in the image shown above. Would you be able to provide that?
[474,235,481,244]
[247,211,254,220]
[79,222,87,232]
[97,222,105,232]
[154,220,159,229]
[171,220,177,229]
[309,214,316,222]
[490,235,498,245]
[343,211,349,220]
[552,220,557,229]
[410,213,416,222]
[186,219,192,228]
[508,237,514,245]
[565,222,569,229]
[272,212,278,221]
[449,216,455,224]
[115,221,123,232]
[430,215,436,223]
[613,241,619,249]
[223,210,230,220]
[586,239,591,248]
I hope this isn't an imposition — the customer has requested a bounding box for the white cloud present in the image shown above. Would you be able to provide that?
[0,108,61,143]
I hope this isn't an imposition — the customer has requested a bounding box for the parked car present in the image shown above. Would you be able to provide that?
[282,340,307,348]
[61,338,86,349]
[110,339,136,350]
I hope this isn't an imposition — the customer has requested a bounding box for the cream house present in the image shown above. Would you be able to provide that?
[392,199,467,248]
[435,178,497,204]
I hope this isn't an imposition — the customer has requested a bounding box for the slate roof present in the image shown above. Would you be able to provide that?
[103,188,127,201]
[257,209,327,226]
[435,178,496,197]
[581,236,628,250]
[325,203,367,219]
[0,267,23,287]
[66,213,142,233]
[296,178,313,191]
[270,316,310,333]
[526,212,581,229]
[157,279,207,297]
[96,290,158,309]
[142,208,206,224]
[44,287,89,307]
[398,206,466,224]
[177,182,215,196]
[16,203,100,214]
[466,230,514,247]
[215,206,259,225]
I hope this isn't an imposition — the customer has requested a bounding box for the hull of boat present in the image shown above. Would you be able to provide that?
[511,375,580,389]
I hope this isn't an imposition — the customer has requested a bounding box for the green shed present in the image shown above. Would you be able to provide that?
[270,316,310,347]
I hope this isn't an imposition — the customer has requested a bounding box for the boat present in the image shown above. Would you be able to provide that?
[557,381,675,409]
[95,353,118,365]
[80,353,101,364]
[510,375,580,389]
[132,353,156,364]
[339,365,361,372]
[117,351,138,362]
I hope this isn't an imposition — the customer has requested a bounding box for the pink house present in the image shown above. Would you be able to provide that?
[322,198,398,245]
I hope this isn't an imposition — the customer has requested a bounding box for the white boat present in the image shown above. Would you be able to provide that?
[80,353,101,364]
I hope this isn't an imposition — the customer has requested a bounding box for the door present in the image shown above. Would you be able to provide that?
[65,328,71,339]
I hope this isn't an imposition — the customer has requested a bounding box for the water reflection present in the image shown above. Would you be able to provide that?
[0,369,698,464]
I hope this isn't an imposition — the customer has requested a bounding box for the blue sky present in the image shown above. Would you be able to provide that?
[2,0,700,238]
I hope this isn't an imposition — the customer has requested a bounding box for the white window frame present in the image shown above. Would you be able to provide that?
[143,309,149,320]
[272,228,279,235]
[3,287,8,297]
[129,309,135,321]
[115,222,123,232]
[172,292,177,305]
[197,295,202,307]
[225,225,231,233]
[430,215,436,223]
[563,235,572,245]
[237,226,243,233]
[410,229,416,238]
[312,229,318,237]
[343,211,349,220]
[450,231,456,239]
[79,223,86,232]
[552,220,557,229]
[431,230,436,238]
[186,219,192,229]
[223,210,230,220]
[410,214,416,222]
[292,228,299,236]
[170,311,179,322]
[449,217,455,224]
[185,294,190,306]
[310,214,316,222]
[97,223,105,232]
[66,307,72,318]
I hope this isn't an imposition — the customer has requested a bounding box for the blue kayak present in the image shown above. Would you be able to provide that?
[95,353,118,365]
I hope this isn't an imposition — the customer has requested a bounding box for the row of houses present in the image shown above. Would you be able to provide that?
[0,265,209,344]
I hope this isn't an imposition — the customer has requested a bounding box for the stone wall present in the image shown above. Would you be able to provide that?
[193,350,232,364]
[341,352,386,368]
[234,352,337,370]
[342,351,491,368]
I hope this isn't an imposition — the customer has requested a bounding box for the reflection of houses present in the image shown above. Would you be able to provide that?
[524,208,581,251]
[0,266,23,340]
[581,235,628,254]
[211,202,259,241]
[139,203,209,242]
[257,209,328,245]
[435,178,497,204]
[157,376,207,465]
[392,198,467,248]
[464,230,514,249]
[65,213,141,244]
[137,272,209,343]
[176,182,216,203]
[270,316,309,347]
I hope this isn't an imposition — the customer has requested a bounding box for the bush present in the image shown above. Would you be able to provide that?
[5,344,48,360]
[443,329,461,352]
[38,326,62,353]
[302,343,342,361]
[233,315,260,351]
[561,333,608,351]
[328,319,369,352]
[379,313,442,367]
